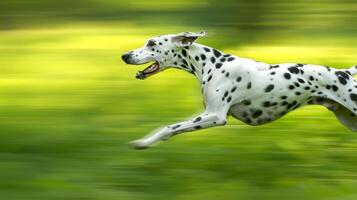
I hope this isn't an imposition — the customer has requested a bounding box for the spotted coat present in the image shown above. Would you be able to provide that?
[122,32,357,149]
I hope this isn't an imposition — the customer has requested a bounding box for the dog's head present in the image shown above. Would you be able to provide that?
[122,31,205,79]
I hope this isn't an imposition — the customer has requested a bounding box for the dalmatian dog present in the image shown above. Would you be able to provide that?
[121,31,357,149]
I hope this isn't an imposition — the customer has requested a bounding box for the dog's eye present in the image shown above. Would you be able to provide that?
[147,40,156,47]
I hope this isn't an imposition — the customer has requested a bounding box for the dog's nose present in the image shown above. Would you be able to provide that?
[122,53,130,62]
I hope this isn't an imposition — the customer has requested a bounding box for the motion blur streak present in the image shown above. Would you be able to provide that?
[0,0,357,199]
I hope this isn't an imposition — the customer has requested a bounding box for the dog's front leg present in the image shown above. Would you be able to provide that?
[130,112,227,149]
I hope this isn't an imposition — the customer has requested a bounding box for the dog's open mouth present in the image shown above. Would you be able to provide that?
[136,61,160,79]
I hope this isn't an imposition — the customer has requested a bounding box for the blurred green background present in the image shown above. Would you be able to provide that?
[1,0,357,199]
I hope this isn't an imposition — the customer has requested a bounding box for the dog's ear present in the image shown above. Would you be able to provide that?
[172,31,206,47]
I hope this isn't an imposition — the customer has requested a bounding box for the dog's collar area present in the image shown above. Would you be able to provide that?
[136,61,160,79]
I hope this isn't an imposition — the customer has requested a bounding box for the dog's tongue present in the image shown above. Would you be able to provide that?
[136,62,159,79]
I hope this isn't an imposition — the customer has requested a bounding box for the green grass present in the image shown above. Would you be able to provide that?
[0,24,357,200]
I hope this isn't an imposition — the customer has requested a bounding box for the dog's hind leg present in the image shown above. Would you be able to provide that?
[333,105,357,131]
[309,97,357,131]
[130,111,227,149]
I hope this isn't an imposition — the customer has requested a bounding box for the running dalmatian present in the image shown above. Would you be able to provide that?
[121,31,357,149]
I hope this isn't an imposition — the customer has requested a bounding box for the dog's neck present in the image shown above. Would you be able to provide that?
[174,43,224,83]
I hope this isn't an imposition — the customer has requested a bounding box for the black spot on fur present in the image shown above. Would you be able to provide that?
[182,49,187,57]
[332,85,338,91]
[337,77,347,85]
[242,99,251,106]
[216,63,222,69]
[297,78,305,84]
[297,63,305,67]
[207,75,212,82]
[263,101,271,107]
[213,49,222,58]
[182,59,188,66]
[227,57,235,62]
[224,91,229,97]
[172,125,181,130]
[193,117,202,123]
[200,54,206,60]
[284,73,291,79]
[227,96,232,103]
[204,47,210,52]
[211,57,216,64]
[247,82,252,89]
[288,67,299,74]
[265,84,274,92]
[252,110,263,118]
[236,77,242,82]
[194,56,199,61]
[231,86,237,92]
[287,101,298,110]
[336,71,350,80]
[350,93,357,105]
[335,71,350,85]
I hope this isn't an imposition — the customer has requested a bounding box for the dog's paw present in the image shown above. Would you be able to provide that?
[129,139,150,150]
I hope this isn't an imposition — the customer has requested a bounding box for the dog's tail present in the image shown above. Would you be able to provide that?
[345,65,357,76]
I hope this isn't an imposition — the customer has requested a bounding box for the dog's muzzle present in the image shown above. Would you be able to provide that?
[122,52,160,80]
